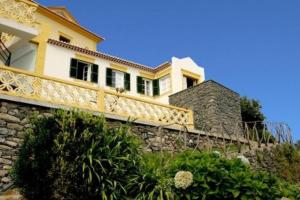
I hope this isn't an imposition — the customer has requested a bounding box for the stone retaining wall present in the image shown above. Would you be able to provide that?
[0,98,247,190]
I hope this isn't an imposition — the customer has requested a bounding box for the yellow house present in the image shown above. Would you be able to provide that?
[0,0,205,126]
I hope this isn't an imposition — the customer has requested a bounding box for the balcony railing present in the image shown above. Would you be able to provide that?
[0,0,37,27]
[0,38,11,66]
[0,65,194,127]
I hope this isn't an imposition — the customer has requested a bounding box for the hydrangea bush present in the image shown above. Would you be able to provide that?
[174,171,193,189]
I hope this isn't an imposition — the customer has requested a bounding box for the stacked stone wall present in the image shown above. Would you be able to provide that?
[169,80,243,135]
[0,98,245,190]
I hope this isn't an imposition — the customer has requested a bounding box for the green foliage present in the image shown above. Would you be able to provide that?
[272,144,300,183]
[240,96,266,123]
[130,151,300,200]
[240,97,275,142]
[13,110,141,200]
[128,152,175,200]
[169,151,300,200]
[12,110,300,199]
[295,140,300,150]
[12,115,57,200]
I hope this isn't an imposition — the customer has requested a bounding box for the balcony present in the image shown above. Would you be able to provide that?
[0,65,194,127]
[0,0,39,70]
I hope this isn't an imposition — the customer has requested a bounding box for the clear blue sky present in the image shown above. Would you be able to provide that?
[38,0,300,140]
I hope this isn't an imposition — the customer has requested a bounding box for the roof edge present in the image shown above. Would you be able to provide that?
[33,1,105,42]
[47,39,171,73]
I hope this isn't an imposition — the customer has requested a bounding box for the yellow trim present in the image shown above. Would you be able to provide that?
[181,69,201,80]
[110,63,128,72]
[139,67,171,80]
[97,89,105,112]
[37,5,103,43]
[155,67,171,79]
[104,89,190,112]
[33,23,51,75]
[19,0,38,7]
[0,64,194,127]
[58,31,73,42]
[140,71,155,79]
[188,110,194,127]
[71,78,97,86]
[0,65,98,90]
[75,53,95,63]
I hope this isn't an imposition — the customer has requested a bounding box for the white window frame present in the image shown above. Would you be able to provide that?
[112,70,125,89]
[159,75,170,94]
[77,60,91,81]
[142,78,152,96]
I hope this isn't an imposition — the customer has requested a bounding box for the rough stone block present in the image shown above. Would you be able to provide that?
[0,158,12,165]
[7,123,23,131]
[0,114,20,123]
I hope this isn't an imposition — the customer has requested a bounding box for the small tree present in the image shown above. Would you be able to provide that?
[240,97,270,142]
[240,96,266,123]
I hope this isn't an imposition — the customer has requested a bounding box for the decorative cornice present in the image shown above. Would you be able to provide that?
[47,39,171,73]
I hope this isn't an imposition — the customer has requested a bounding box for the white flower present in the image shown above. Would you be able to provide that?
[281,197,290,200]
[237,155,250,165]
[174,171,193,189]
[212,150,221,156]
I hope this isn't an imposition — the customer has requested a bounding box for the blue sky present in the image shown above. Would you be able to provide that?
[38,0,300,140]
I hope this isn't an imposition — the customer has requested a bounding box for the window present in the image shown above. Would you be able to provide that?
[59,35,71,43]
[145,79,151,96]
[137,76,152,96]
[182,76,197,89]
[70,58,98,83]
[106,68,130,90]
[159,76,170,94]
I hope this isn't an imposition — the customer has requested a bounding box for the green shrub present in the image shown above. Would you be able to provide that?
[13,110,141,200]
[128,152,175,200]
[170,152,300,199]
[272,144,300,183]
[12,110,300,200]
[130,151,300,200]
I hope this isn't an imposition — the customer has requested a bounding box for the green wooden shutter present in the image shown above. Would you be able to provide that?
[70,58,78,78]
[91,64,99,83]
[124,73,130,91]
[137,76,144,94]
[153,79,160,96]
[106,68,113,86]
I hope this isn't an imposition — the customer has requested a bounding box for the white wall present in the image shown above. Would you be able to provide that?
[43,45,206,105]
[10,43,37,72]
[171,57,205,94]
[44,44,142,96]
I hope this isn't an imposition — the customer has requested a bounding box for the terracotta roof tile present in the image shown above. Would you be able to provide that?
[47,39,171,73]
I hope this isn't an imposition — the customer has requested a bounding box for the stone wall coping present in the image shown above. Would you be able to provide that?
[0,94,248,144]
[169,80,240,98]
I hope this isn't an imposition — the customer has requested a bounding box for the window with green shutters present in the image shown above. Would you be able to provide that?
[106,68,113,87]
[137,76,153,96]
[124,73,130,91]
[137,76,145,94]
[106,68,130,91]
[153,79,160,96]
[91,64,98,83]
[69,58,98,83]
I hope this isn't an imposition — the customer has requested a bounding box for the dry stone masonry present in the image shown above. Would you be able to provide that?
[0,100,52,190]
[169,80,243,135]
[0,96,248,191]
